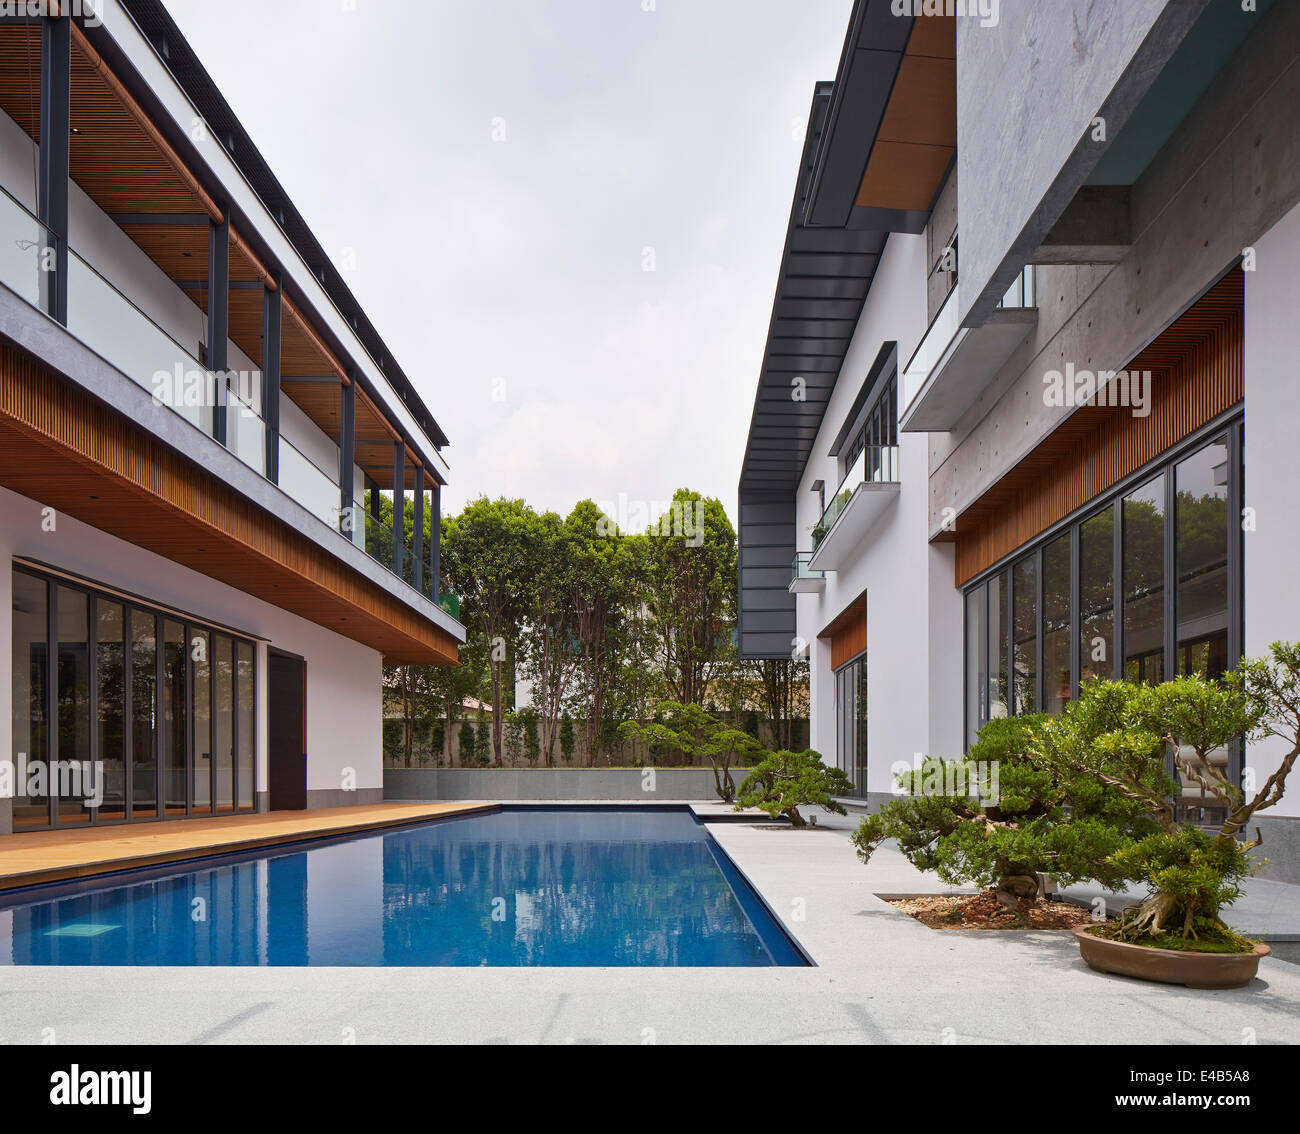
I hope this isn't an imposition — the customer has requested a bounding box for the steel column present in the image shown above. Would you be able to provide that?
[412,463,425,593]
[209,214,230,445]
[339,377,355,534]
[392,442,405,577]
[263,282,281,481]
[38,14,70,324]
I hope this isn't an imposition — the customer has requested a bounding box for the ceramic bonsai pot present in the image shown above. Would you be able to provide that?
[1072,926,1270,989]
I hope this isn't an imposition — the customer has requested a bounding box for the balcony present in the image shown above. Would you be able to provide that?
[899,268,1038,433]
[789,552,825,594]
[0,183,442,604]
[808,444,900,572]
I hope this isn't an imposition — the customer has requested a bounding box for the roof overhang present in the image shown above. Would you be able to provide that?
[804,1,955,235]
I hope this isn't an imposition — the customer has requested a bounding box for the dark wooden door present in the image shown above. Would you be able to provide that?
[268,650,307,810]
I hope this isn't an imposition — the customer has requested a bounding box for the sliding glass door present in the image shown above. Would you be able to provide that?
[9,566,258,829]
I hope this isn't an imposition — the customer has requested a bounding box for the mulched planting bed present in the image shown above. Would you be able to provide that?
[887,890,1101,930]
[750,824,838,832]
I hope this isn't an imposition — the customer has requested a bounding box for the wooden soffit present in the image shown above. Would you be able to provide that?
[0,341,458,665]
[855,15,955,214]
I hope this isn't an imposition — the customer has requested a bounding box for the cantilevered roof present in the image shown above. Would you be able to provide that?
[806,0,954,234]
[738,1,954,495]
[738,83,887,493]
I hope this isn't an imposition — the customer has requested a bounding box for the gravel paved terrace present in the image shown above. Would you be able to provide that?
[0,804,1297,1044]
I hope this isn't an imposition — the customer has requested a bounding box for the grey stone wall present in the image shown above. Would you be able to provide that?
[385,767,739,802]
[1252,816,1300,886]
[955,0,1190,326]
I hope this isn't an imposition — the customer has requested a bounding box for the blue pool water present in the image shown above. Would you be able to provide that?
[0,807,805,966]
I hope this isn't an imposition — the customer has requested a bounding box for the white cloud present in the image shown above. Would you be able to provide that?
[163,0,851,524]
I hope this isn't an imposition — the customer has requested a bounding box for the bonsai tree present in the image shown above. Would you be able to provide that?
[852,714,1156,918]
[1031,645,1300,946]
[734,748,852,826]
[617,701,762,802]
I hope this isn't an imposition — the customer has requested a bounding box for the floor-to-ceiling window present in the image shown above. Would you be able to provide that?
[962,420,1243,818]
[835,652,868,797]
[95,600,126,821]
[1042,533,1071,716]
[8,565,258,829]
[11,570,49,832]
[1173,436,1232,824]
[1012,556,1037,716]
[1123,474,1166,685]
[56,586,92,827]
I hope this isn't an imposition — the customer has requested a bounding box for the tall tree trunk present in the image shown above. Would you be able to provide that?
[490,661,503,766]
[402,665,412,768]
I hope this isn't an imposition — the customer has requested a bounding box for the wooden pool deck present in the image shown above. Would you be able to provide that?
[0,802,498,892]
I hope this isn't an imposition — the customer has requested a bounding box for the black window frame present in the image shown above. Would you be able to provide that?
[10,563,259,831]
[962,415,1244,789]
[833,648,868,799]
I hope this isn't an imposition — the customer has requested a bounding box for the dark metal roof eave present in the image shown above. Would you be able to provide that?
[803,0,915,230]
[108,0,451,457]
[738,88,888,499]
[738,84,833,499]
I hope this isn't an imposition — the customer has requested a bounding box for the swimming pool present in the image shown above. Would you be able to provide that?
[0,807,806,966]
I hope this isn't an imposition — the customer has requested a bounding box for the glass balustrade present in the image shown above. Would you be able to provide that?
[278,436,342,529]
[791,552,824,585]
[225,386,267,477]
[0,183,445,600]
[812,444,899,549]
[0,185,50,311]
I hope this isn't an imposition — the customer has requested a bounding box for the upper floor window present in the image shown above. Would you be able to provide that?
[844,373,898,478]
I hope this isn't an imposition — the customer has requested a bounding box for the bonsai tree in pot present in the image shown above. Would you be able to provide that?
[617,701,762,803]
[1032,643,1300,949]
[851,714,1157,919]
[733,748,853,826]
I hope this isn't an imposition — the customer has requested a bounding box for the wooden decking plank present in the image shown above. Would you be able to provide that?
[0,802,497,891]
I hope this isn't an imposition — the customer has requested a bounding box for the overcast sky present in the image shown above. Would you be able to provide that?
[164,0,851,525]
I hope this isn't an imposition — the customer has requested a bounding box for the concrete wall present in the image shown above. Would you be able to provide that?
[0,485,384,831]
[385,767,737,802]
[954,0,1187,326]
[933,0,1300,532]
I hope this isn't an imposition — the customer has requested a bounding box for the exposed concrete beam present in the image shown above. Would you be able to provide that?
[1030,186,1131,265]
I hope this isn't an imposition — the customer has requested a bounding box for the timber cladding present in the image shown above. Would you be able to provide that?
[0,342,458,665]
[823,595,867,670]
[951,270,1244,586]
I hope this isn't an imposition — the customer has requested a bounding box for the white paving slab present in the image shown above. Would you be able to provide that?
[0,802,1297,1044]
